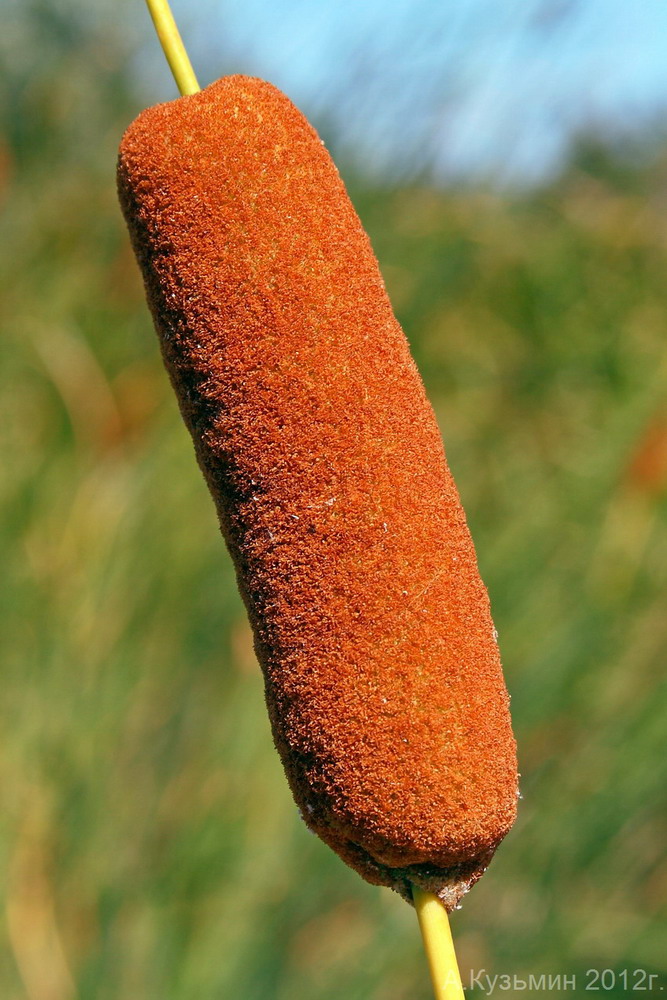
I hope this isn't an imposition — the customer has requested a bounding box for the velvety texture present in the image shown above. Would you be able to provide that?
[117,75,518,908]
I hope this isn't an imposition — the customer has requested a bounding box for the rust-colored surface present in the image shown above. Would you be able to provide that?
[117,76,518,907]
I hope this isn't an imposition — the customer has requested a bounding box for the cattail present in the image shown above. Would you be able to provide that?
[117,74,517,911]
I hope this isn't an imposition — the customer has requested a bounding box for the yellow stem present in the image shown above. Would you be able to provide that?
[144,0,200,96]
[413,886,465,1000]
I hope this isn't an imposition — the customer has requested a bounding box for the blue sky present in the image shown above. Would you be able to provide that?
[137,0,667,187]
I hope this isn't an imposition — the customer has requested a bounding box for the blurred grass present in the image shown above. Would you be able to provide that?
[1,6,667,999]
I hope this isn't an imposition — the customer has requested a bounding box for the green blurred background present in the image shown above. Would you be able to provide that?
[1,2,666,997]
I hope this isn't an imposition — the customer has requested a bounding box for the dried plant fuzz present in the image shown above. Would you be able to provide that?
[117,76,518,908]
